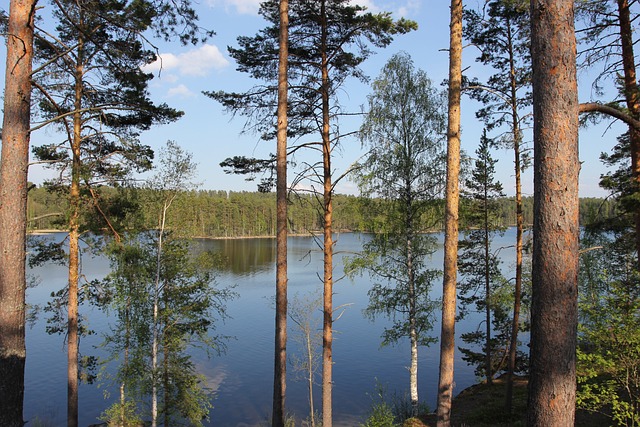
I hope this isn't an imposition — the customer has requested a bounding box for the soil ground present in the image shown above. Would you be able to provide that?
[402,375,609,427]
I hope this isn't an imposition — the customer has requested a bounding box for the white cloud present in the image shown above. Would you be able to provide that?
[396,0,420,17]
[167,84,195,98]
[207,0,261,15]
[143,44,229,77]
[349,0,422,17]
[350,0,380,12]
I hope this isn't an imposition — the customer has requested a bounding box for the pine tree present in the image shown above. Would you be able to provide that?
[458,130,509,384]
[206,3,415,424]
[528,1,580,425]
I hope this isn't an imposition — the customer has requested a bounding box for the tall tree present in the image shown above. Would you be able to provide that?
[207,3,414,424]
[273,1,289,424]
[462,0,531,410]
[30,0,192,424]
[528,0,580,425]
[576,0,640,266]
[437,0,462,425]
[347,52,446,416]
[0,0,36,425]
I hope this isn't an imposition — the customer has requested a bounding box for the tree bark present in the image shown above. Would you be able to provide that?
[436,1,462,425]
[321,2,334,426]
[505,15,524,410]
[483,187,492,385]
[0,1,35,425]
[527,1,579,425]
[272,0,289,425]
[616,0,640,267]
[67,33,85,427]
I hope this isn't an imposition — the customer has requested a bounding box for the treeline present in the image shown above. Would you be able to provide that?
[28,185,619,237]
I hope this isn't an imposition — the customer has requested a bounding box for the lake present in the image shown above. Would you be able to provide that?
[24,229,523,426]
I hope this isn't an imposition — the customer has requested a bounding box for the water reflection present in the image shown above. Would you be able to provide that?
[193,237,276,276]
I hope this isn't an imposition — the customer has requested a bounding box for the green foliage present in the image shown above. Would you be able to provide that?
[99,400,143,427]
[577,229,640,426]
[361,383,399,427]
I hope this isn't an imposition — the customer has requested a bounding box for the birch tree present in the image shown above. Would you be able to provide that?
[347,52,445,416]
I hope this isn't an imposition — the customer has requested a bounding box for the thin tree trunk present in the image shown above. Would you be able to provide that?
[505,130,524,412]
[528,1,579,425]
[616,0,640,267]
[505,17,524,407]
[0,1,35,425]
[273,0,289,424]
[483,192,492,385]
[321,2,334,425]
[67,36,84,427]
[406,182,418,416]
[436,1,462,425]
[152,204,168,427]
[306,329,316,427]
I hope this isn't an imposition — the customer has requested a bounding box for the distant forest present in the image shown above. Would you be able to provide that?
[27,185,618,238]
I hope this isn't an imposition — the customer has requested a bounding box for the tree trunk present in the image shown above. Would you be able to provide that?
[306,328,316,427]
[152,204,168,427]
[616,0,640,267]
[67,36,84,427]
[406,182,418,416]
[483,192,492,385]
[321,2,334,426]
[505,18,524,408]
[528,1,579,425]
[0,1,35,425]
[436,0,462,425]
[273,0,289,425]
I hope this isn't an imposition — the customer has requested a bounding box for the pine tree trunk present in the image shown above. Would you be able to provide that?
[528,1,579,425]
[506,117,524,413]
[483,195,492,385]
[436,1,462,425]
[616,0,640,267]
[505,23,524,408]
[67,39,84,427]
[321,2,334,425]
[0,1,34,425]
[272,1,289,424]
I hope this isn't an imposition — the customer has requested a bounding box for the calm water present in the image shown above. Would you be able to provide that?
[24,229,522,426]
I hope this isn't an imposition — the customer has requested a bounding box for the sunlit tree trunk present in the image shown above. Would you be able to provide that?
[320,2,334,426]
[505,112,524,412]
[273,0,289,425]
[436,0,462,425]
[505,18,524,407]
[616,0,640,266]
[406,180,418,415]
[152,202,169,427]
[67,33,85,427]
[527,1,579,425]
[0,1,35,425]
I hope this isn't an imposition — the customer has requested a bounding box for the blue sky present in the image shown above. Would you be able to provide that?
[3,0,626,197]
